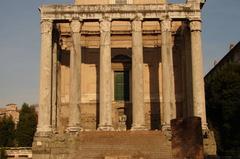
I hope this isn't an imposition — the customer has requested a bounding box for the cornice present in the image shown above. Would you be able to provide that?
[39,4,201,21]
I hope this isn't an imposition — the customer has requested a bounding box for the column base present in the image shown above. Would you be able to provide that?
[36,126,52,137]
[66,126,83,134]
[202,125,210,138]
[161,124,171,131]
[131,124,147,131]
[97,125,114,131]
[161,124,172,140]
[202,123,208,131]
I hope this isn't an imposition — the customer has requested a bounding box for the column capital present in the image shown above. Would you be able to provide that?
[187,0,201,4]
[71,17,83,21]
[161,19,172,32]
[159,16,172,21]
[190,19,202,32]
[40,19,53,33]
[131,19,142,32]
[99,16,112,24]
[70,19,82,33]
[131,13,143,21]
[99,17,111,32]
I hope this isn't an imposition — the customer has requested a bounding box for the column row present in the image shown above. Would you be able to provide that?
[37,18,207,134]
[98,16,146,130]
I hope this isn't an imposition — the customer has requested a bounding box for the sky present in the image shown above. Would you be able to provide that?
[0,0,239,107]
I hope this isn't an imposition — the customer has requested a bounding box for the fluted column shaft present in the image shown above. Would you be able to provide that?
[52,29,58,131]
[190,20,207,129]
[169,26,176,121]
[98,18,114,131]
[67,19,82,132]
[37,19,53,134]
[161,19,175,130]
[131,18,146,130]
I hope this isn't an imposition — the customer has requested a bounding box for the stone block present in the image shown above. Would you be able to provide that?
[171,117,204,159]
[33,131,172,159]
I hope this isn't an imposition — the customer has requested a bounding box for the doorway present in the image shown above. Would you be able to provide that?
[114,71,130,101]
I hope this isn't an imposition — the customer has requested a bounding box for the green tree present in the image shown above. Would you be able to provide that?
[205,63,240,156]
[0,115,15,147]
[0,148,7,159]
[16,103,37,147]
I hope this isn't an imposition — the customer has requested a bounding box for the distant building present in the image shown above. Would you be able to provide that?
[205,41,240,78]
[0,103,19,125]
[4,147,32,159]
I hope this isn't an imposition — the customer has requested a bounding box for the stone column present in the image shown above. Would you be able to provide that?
[51,28,58,131]
[131,16,146,130]
[169,32,176,120]
[37,19,53,135]
[56,41,62,133]
[190,19,207,129]
[67,19,83,132]
[161,19,175,130]
[184,23,193,118]
[98,17,114,131]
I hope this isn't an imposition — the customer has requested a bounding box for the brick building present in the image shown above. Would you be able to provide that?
[0,104,19,125]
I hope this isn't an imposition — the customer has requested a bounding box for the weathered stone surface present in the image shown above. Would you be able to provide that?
[33,131,172,159]
[190,20,207,129]
[37,19,53,134]
[161,19,175,130]
[171,117,204,159]
[98,18,114,131]
[75,0,166,5]
[67,20,82,132]
[203,130,217,157]
[39,4,200,21]
[131,19,146,130]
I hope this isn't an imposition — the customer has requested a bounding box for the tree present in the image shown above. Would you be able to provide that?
[0,148,7,159]
[205,63,240,156]
[16,103,37,147]
[0,115,15,147]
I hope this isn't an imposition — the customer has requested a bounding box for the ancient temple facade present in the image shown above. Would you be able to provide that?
[33,0,216,158]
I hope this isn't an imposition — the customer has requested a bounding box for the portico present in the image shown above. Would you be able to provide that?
[37,1,207,134]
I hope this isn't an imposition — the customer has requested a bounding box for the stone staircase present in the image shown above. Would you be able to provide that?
[68,131,173,159]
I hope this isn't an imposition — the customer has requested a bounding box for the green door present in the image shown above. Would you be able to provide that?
[114,71,129,101]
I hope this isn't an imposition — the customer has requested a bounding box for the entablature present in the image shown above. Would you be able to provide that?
[40,4,201,21]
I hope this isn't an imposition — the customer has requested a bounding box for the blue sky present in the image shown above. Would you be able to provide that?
[0,0,239,107]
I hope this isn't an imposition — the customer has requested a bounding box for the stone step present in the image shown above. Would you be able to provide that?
[68,131,173,159]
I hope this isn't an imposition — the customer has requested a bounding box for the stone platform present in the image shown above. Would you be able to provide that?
[32,131,172,159]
